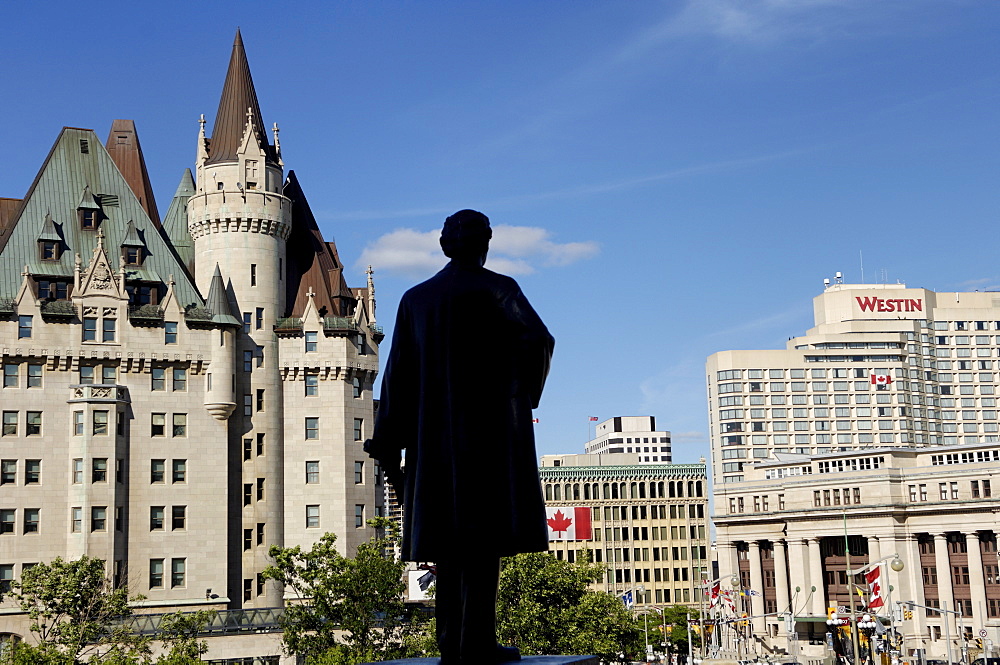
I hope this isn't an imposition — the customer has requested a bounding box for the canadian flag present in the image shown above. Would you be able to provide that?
[589,416,599,422]
[865,566,885,609]
[709,581,721,608]
[545,507,592,540]
[532,418,539,424]
[870,374,893,386]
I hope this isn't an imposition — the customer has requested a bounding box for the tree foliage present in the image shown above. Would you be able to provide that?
[0,556,212,665]
[262,517,426,664]
[496,552,642,663]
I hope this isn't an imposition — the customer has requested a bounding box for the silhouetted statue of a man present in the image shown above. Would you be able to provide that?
[365,209,554,664]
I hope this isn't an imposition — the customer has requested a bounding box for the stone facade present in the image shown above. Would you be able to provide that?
[0,31,383,643]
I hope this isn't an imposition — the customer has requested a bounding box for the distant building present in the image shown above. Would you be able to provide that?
[0,30,383,652]
[584,416,673,462]
[540,452,708,608]
[707,282,1000,661]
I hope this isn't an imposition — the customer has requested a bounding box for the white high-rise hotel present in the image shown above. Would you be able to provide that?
[0,31,383,641]
[708,282,1000,661]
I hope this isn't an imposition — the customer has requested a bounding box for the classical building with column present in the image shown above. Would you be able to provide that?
[540,452,709,609]
[708,282,1000,662]
[0,31,383,657]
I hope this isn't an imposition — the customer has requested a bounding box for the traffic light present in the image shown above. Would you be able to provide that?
[903,609,913,621]
[976,638,984,650]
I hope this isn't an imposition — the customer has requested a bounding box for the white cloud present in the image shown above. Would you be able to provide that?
[357,224,598,279]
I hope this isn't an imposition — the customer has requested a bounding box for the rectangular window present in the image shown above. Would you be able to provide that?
[243,438,252,461]
[0,509,14,534]
[306,461,319,484]
[0,460,15,485]
[354,461,364,484]
[102,366,116,384]
[243,483,252,506]
[255,307,263,330]
[1,412,15,436]
[92,458,107,483]
[256,522,264,545]
[102,317,116,342]
[92,411,109,435]
[305,417,319,440]
[355,504,364,527]
[149,559,164,589]
[352,377,363,398]
[171,505,186,530]
[353,418,363,441]
[151,413,165,436]
[23,508,39,534]
[305,374,318,396]
[250,264,257,286]
[172,459,186,483]
[306,505,320,528]
[243,528,252,551]
[257,433,265,456]
[151,459,165,483]
[164,321,177,344]
[172,414,187,437]
[91,506,107,532]
[72,458,84,484]
[71,507,82,533]
[256,478,265,501]
[150,506,164,530]
[83,318,97,341]
[256,389,264,411]
[172,368,187,391]
[3,364,17,388]
[244,394,252,416]
[27,364,42,388]
[18,315,32,339]
[243,312,251,333]
[26,412,41,436]
[305,331,317,352]
[151,368,165,391]
[171,558,185,588]
[25,460,40,484]
[244,350,253,372]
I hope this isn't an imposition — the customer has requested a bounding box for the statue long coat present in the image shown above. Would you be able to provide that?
[366,261,554,561]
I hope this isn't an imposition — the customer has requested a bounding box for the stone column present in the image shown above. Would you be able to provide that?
[774,539,791,615]
[966,532,987,630]
[717,540,738,581]
[903,534,927,638]
[749,541,766,633]
[869,535,881,565]
[808,537,826,617]
[934,533,956,636]
[787,538,811,615]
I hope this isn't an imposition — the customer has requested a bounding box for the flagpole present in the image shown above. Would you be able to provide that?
[845,511,861,665]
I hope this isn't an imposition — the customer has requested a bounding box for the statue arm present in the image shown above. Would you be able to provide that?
[506,284,555,409]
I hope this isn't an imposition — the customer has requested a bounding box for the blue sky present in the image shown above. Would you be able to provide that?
[3,1,999,463]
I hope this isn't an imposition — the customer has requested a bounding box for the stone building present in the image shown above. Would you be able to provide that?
[0,30,383,644]
[707,282,1000,662]
[540,452,709,609]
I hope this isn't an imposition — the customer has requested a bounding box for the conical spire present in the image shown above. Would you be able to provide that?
[204,264,241,326]
[206,29,275,166]
[162,169,196,272]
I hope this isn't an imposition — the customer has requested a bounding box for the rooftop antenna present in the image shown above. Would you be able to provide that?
[824,278,831,288]
[835,271,843,284]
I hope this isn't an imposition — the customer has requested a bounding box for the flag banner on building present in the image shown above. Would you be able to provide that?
[545,507,592,540]
[870,373,893,386]
[589,416,599,421]
[865,566,885,609]
[709,581,721,608]
[622,590,634,608]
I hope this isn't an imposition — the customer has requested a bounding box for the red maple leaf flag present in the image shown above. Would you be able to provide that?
[589,416,599,421]
[865,566,885,609]
[545,507,593,540]
[870,373,893,386]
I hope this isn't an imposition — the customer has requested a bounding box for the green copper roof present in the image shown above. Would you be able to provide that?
[120,220,143,247]
[203,264,241,327]
[161,169,195,272]
[0,127,203,309]
[36,213,60,242]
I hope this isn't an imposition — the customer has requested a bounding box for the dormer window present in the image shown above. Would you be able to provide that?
[39,241,60,261]
[123,246,142,266]
[80,209,98,230]
[38,280,69,300]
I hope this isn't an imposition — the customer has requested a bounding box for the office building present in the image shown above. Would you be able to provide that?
[584,415,673,462]
[707,282,1000,660]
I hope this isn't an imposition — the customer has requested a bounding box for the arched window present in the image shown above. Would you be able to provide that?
[573,484,580,500]
[669,482,676,498]
[584,484,591,500]
[564,484,572,500]
[554,484,561,501]
[611,484,619,499]
[638,483,646,499]
[630,482,637,499]
[677,482,685,497]
[688,481,695,497]
[658,481,665,497]
[603,483,610,499]
[695,481,703,497]
[545,484,552,500]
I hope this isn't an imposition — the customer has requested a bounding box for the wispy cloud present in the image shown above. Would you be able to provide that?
[356,224,598,279]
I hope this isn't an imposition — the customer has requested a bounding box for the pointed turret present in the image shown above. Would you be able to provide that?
[105,120,161,227]
[205,29,276,166]
[162,169,196,272]
[204,264,241,327]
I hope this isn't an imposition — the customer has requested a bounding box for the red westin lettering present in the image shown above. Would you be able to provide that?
[856,296,923,313]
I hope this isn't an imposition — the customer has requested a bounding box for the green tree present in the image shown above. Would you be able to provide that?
[4,556,149,665]
[650,605,699,656]
[262,517,425,664]
[496,552,642,663]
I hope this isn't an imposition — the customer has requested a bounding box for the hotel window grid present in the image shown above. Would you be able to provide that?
[172,506,186,530]
[306,505,319,528]
[1,460,15,485]
[25,460,40,484]
[306,461,319,484]
[149,559,164,589]
[172,414,187,437]
[172,459,186,482]
[151,413,165,436]
[305,418,319,440]
[150,507,164,530]
[91,506,106,532]
[171,559,185,588]
[92,458,107,483]
[1,412,15,436]
[0,510,14,534]
[151,459,165,483]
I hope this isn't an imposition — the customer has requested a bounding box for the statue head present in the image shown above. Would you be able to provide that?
[441,209,492,265]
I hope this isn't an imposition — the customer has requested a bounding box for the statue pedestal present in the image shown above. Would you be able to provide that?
[368,657,599,665]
